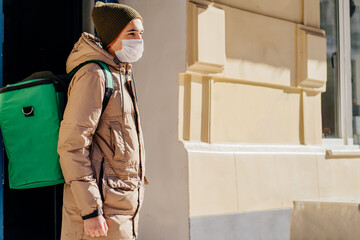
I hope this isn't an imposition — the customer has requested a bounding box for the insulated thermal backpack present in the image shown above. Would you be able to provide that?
[0,60,114,189]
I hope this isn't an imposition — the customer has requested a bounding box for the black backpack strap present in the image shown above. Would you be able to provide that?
[65,60,114,115]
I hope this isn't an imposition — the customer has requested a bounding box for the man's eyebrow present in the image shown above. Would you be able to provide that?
[127,29,144,32]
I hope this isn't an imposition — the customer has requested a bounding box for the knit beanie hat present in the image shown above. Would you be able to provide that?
[92,2,142,48]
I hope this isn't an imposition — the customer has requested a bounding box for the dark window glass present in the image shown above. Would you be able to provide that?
[320,0,340,138]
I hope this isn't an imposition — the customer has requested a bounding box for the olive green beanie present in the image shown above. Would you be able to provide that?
[92,2,142,48]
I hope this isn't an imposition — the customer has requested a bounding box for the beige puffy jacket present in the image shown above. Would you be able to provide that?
[58,33,145,240]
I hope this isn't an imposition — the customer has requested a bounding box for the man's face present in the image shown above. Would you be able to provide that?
[109,18,144,52]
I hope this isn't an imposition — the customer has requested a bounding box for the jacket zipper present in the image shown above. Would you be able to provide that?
[98,157,105,202]
[131,71,138,103]
[0,79,54,93]
[119,64,125,118]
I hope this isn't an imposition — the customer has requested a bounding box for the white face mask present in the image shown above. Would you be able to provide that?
[115,39,144,63]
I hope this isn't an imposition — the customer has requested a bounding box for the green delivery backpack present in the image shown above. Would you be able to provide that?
[0,60,113,189]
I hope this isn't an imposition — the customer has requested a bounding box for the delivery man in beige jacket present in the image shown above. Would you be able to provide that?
[58,2,146,239]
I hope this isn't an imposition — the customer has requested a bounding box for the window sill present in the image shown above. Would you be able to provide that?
[325,149,360,158]
[323,138,360,158]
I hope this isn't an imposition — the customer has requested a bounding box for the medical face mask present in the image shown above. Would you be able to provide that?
[114,39,144,63]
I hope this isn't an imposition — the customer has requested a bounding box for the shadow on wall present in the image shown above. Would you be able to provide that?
[224,6,296,87]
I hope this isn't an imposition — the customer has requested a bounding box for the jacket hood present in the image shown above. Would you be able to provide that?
[66,32,119,73]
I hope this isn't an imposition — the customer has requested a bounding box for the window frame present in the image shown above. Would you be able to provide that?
[338,0,353,144]
[323,0,354,146]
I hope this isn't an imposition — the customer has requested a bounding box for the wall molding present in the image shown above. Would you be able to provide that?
[187,2,226,74]
[296,24,327,92]
[183,141,326,155]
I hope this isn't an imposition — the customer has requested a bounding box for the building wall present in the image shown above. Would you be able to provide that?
[118,0,360,239]
[181,0,360,239]
[118,1,189,240]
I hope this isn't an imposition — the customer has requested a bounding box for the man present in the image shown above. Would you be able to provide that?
[58,2,146,239]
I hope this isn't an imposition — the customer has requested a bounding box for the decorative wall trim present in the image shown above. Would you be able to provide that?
[187,62,224,74]
[200,77,212,142]
[183,141,360,159]
[182,74,191,141]
[296,24,327,92]
[187,2,225,74]
[183,141,326,155]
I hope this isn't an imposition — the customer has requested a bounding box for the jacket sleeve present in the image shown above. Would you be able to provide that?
[58,66,105,218]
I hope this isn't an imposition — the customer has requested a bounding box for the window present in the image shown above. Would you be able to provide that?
[320,0,358,145]
[351,0,360,144]
[321,0,340,138]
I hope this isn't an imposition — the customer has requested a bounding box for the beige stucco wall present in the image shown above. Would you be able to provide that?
[187,145,360,217]
[119,1,189,240]
[182,0,360,221]
[187,148,321,217]
[183,1,326,146]
[111,0,360,238]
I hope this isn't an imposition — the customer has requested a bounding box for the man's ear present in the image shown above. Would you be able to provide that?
[107,45,117,57]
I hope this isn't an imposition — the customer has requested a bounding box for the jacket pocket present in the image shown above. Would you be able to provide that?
[109,121,126,160]
[103,175,139,214]
[107,175,139,191]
